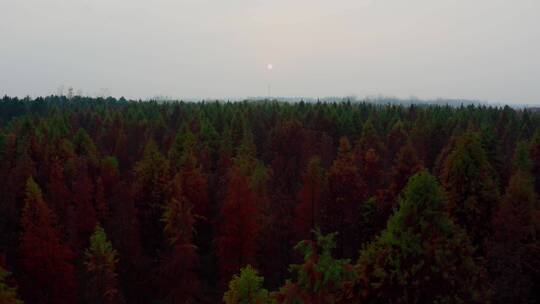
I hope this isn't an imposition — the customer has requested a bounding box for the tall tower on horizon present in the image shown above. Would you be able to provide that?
[266,63,273,99]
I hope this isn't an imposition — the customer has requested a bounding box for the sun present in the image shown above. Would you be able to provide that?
[267,63,273,70]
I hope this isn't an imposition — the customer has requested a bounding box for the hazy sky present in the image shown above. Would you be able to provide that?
[1,0,539,103]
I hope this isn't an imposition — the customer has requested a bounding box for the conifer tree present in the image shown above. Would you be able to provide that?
[355,120,383,158]
[273,230,355,304]
[223,266,272,304]
[177,141,209,218]
[99,156,120,198]
[295,156,326,241]
[355,172,489,303]
[94,177,108,221]
[106,181,144,304]
[84,224,124,304]
[440,131,500,245]
[389,140,423,199]
[133,139,169,257]
[157,174,200,303]
[18,177,77,304]
[2,148,36,255]
[361,148,384,197]
[488,142,540,303]
[480,124,504,184]
[46,159,71,226]
[69,161,97,250]
[386,120,407,158]
[355,120,385,198]
[216,165,260,286]
[168,130,196,174]
[0,265,22,304]
[529,130,540,194]
[326,137,364,257]
[73,128,97,159]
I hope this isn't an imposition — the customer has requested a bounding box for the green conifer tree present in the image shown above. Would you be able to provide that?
[355,172,489,303]
[84,224,124,304]
[223,265,272,304]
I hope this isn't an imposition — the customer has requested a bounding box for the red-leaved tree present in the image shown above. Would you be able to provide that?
[18,177,77,304]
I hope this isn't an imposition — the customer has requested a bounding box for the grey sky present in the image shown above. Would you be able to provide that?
[1,0,539,103]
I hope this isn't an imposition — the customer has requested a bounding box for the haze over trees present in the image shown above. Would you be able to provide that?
[0,95,539,303]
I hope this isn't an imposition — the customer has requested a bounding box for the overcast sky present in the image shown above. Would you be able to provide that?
[1,0,539,103]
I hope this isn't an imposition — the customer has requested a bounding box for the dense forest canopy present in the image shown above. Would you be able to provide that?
[0,95,539,303]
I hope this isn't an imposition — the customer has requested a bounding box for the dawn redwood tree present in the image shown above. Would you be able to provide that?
[0,265,22,304]
[389,140,423,199]
[99,156,120,198]
[133,139,169,257]
[264,119,307,195]
[157,174,200,303]
[273,230,355,304]
[168,136,211,280]
[355,120,386,198]
[46,158,71,226]
[235,132,290,286]
[371,140,425,233]
[512,141,533,173]
[264,117,309,284]
[433,133,459,178]
[496,106,521,182]
[386,120,407,158]
[96,156,120,222]
[216,165,260,287]
[84,224,124,304]
[354,120,383,159]
[318,132,335,168]
[176,143,209,219]
[94,177,108,221]
[69,160,97,251]
[0,134,18,240]
[73,128,98,160]
[1,148,36,255]
[223,265,272,304]
[107,181,145,304]
[72,128,99,171]
[217,128,234,180]
[361,148,384,198]
[409,111,430,166]
[355,172,490,303]
[295,156,326,241]
[440,131,500,246]
[529,130,540,194]
[168,130,197,174]
[480,124,504,185]
[18,177,77,304]
[488,142,540,303]
[326,137,364,257]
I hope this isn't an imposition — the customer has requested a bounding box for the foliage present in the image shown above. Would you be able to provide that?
[157,174,200,303]
[84,224,124,304]
[273,230,355,304]
[0,266,23,304]
[18,177,77,304]
[326,137,364,257]
[488,145,540,303]
[440,131,500,245]
[355,172,490,303]
[216,165,261,286]
[295,156,326,241]
[0,97,537,303]
[223,266,272,304]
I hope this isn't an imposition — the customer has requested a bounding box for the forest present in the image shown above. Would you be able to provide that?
[0,95,539,303]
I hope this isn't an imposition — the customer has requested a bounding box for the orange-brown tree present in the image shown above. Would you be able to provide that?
[18,177,77,304]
